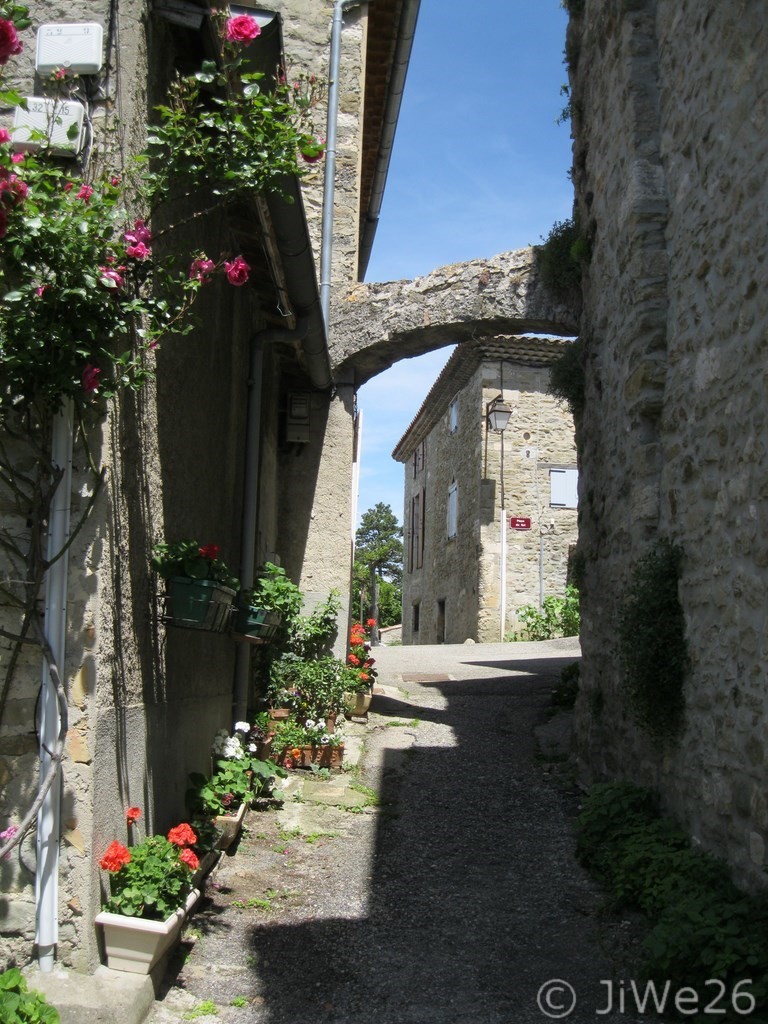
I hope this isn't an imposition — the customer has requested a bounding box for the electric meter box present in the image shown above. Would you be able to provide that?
[35,23,104,75]
[13,98,86,156]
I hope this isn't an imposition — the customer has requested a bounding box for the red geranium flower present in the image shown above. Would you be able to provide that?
[167,823,197,848]
[180,847,200,871]
[366,618,377,627]
[126,806,141,825]
[99,840,131,872]
[198,544,220,560]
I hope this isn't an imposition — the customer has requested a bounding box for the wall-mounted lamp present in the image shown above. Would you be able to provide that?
[486,395,513,433]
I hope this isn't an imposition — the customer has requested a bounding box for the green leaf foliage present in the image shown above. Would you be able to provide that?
[0,969,60,1024]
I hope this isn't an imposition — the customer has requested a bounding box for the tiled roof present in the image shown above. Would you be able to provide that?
[391,336,573,461]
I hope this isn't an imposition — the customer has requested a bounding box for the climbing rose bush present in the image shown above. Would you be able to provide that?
[0,5,324,416]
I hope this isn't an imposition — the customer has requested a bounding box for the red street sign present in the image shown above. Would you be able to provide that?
[509,517,531,530]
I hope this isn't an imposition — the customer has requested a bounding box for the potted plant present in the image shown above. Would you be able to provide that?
[233,561,302,644]
[151,540,239,632]
[273,717,345,769]
[95,812,201,974]
[344,620,378,717]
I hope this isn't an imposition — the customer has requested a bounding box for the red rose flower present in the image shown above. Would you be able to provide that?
[0,19,23,66]
[126,806,141,825]
[125,241,151,261]
[99,840,131,872]
[76,184,94,203]
[82,364,102,394]
[167,823,197,848]
[198,544,220,560]
[225,15,261,45]
[366,618,377,627]
[180,847,200,871]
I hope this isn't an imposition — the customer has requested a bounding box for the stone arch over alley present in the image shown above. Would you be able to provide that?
[328,247,580,384]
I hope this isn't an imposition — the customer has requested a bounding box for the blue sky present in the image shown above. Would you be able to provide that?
[355,0,573,526]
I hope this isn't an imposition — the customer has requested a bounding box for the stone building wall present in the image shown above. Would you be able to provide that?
[401,368,482,645]
[479,363,578,643]
[0,0,309,971]
[569,0,768,887]
[399,346,577,646]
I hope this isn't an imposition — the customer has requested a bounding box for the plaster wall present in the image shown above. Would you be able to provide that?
[570,0,768,887]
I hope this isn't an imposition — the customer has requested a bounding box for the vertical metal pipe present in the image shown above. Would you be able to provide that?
[36,399,74,971]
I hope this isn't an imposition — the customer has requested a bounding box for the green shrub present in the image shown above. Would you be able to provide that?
[535,217,589,302]
[510,585,580,641]
[0,969,59,1024]
[576,783,768,1019]
[549,337,585,417]
[617,540,688,740]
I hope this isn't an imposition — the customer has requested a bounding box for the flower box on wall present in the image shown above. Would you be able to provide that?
[281,744,345,769]
[231,607,281,644]
[95,887,200,975]
[163,577,235,632]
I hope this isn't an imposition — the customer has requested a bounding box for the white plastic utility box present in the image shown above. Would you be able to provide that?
[34,23,104,75]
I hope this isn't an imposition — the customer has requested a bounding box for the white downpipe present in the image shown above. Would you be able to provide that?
[499,508,507,642]
[36,399,74,971]
[350,407,362,543]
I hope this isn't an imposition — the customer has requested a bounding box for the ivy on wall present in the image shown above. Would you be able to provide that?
[616,539,688,741]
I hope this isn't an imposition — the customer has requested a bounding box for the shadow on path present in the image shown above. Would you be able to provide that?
[230,659,624,1024]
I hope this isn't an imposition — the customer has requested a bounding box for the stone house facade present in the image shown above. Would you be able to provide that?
[393,337,578,645]
[566,0,768,888]
[0,0,418,973]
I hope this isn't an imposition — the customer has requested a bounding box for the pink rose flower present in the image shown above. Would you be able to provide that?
[189,256,216,282]
[123,219,152,246]
[0,19,23,66]
[0,127,10,144]
[224,255,250,286]
[63,182,73,193]
[11,152,24,164]
[76,184,94,203]
[98,267,124,290]
[82,364,101,394]
[225,14,261,45]
[125,241,151,260]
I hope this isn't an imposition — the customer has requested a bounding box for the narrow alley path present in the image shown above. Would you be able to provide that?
[146,641,637,1024]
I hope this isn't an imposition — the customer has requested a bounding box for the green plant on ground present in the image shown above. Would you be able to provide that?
[350,781,380,807]
[550,661,580,712]
[182,1001,218,1020]
[617,539,688,741]
[230,996,248,1008]
[576,782,768,1016]
[0,968,60,1024]
[509,585,580,641]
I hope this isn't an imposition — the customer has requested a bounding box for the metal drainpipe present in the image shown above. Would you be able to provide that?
[233,322,309,723]
[36,400,74,972]
[320,0,365,328]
